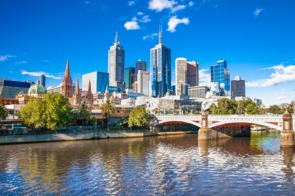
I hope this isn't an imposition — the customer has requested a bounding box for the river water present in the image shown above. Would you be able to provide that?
[0,132,294,195]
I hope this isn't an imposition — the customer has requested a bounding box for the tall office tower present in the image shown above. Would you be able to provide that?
[38,74,46,87]
[150,27,171,98]
[61,59,73,98]
[135,60,147,80]
[108,32,125,91]
[137,70,149,96]
[210,60,230,96]
[175,58,199,95]
[82,71,109,93]
[231,76,245,99]
[124,67,135,90]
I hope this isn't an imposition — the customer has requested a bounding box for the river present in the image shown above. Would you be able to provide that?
[0,132,294,195]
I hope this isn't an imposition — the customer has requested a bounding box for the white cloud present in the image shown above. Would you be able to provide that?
[140,15,151,23]
[124,20,140,30]
[21,70,62,80]
[137,12,143,15]
[148,0,177,12]
[188,1,194,6]
[143,33,158,40]
[199,69,211,86]
[0,55,15,62]
[16,61,27,64]
[246,64,295,87]
[253,8,264,17]
[171,4,186,12]
[167,16,189,32]
[277,96,287,100]
[128,1,135,6]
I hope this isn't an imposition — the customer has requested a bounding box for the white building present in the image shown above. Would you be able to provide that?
[137,70,149,96]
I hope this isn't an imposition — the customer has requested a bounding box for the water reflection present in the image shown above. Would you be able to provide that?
[0,133,294,195]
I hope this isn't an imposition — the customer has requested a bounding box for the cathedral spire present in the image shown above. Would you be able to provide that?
[75,79,79,95]
[86,80,92,97]
[159,25,162,44]
[65,59,71,77]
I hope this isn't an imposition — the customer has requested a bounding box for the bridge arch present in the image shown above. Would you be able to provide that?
[158,120,201,128]
[209,121,282,131]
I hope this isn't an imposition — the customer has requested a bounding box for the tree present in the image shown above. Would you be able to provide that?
[128,106,150,128]
[0,104,8,120]
[20,93,72,131]
[78,103,92,126]
[101,100,115,128]
[19,98,43,129]
[245,102,261,114]
[268,105,283,114]
[41,93,73,130]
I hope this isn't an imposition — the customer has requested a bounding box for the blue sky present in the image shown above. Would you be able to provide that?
[1,0,295,106]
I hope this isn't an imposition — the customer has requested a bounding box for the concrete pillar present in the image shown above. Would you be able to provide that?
[198,113,210,140]
[280,112,295,147]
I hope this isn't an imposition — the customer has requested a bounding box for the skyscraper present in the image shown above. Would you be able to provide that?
[61,59,73,98]
[135,60,147,80]
[108,32,125,91]
[175,58,199,95]
[210,60,230,96]
[137,70,149,96]
[124,67,135,90]
[231,76,245,99]
[150,27,171,98]
[38,74,46,87]
[82,71,109,93]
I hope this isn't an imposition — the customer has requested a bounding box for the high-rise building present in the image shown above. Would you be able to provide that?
[108,32,125,91]
[135,60,147,80]
[175,58,199,95]
[61,59,73,98]
[124,67,135,90]
[137,70,149,96]
[82,71,109,93]
[231,76,245,99]
[0,78,32,98]
[210,60,230,96]
[150,27,171,98]
[38,74,46,87]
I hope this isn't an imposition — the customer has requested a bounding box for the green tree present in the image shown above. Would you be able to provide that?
[101,100,115,128]
[78,103,92,126]
[19,98,43,128]
[268,105,283,114]
[128,106,150,128]
[245,102,261,114]
[208,98,238,114]
[41,93,73,130]
[0,104,8,120]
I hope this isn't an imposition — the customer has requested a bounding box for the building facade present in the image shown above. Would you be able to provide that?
[124,67,135,90]
[210,60,230,96]
[38,74,46,87]
[135,60,147,80]
[137,70,149,96]
[231,76,245,99]
[188,86,210,99]
[150,28,171,98]
[0,78,32,98]
[108,32,125,91]
[82,71,109,94]
[175,58,199,96]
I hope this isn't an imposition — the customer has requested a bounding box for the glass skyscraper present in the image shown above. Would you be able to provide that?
[210,60,230,96]
[108,32,125,91]
[124,67,135,90]
[82,71,109,93]
[150,28,171,98]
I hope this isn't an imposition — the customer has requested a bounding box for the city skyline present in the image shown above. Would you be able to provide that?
[1,0,295,106]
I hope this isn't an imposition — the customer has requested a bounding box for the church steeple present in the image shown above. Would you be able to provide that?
[86,80,92,98]
[74,79,80,95]
[61,59,73,98]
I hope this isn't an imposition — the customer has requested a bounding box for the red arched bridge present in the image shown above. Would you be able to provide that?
[155,114,290,131]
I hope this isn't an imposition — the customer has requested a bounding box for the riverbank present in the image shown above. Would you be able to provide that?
[0,130,197,145]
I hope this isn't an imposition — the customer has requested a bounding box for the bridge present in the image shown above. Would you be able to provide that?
[154,113,295,147]
[155,114,287,131]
